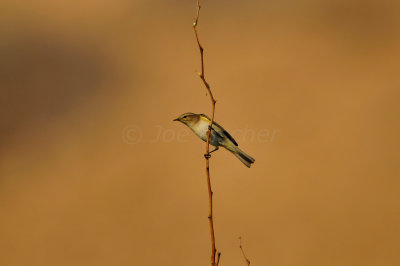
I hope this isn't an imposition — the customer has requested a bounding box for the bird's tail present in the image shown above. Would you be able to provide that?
[230,147,255,168]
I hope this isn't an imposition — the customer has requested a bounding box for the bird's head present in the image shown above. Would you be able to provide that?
[173,112,200,126]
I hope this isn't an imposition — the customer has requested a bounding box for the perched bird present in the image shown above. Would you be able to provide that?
[173,112,255,167]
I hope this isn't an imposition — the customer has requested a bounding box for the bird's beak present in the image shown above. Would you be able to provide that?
[173,118,179,121]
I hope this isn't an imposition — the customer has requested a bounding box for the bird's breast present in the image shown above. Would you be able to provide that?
[189,119,220,146]
[191,119,209,140]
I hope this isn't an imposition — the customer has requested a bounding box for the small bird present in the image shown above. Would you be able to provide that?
[173,112,255,167]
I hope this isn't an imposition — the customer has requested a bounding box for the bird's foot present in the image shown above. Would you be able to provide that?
[204,153,211,159]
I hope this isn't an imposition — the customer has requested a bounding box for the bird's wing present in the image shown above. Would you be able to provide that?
[200,114,239,146]
[220,127,238,146]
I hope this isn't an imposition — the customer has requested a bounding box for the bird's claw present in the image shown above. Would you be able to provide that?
[208,125,213,131]
[204,153,211,159]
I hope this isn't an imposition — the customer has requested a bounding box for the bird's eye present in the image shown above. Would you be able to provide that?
[183,116,187,118]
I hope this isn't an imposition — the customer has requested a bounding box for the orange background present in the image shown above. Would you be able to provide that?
[1,0,399,265]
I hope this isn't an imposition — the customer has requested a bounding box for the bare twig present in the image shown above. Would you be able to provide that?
[239,237,251,265]
[193,1,218,265]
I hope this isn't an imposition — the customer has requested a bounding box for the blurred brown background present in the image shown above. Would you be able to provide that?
[1,0,399,265]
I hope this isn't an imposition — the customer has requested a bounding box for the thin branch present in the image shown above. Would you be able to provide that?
[216,252,221,266]
[193,1,218,265]
[239,237,251,265]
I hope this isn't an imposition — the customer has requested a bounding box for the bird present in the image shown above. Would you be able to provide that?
[173,112,255,167]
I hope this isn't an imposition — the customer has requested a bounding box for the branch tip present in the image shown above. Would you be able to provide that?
[239,237,251,265]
